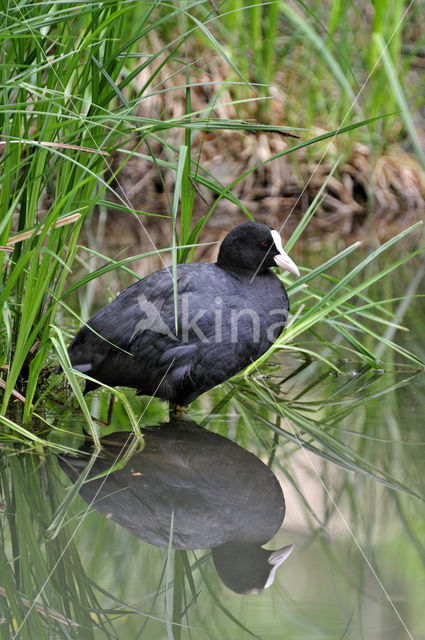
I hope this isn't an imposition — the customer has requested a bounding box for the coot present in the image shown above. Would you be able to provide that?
[64,221,299,405]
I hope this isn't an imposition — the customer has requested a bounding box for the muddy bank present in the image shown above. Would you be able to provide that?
[98,128,424,277]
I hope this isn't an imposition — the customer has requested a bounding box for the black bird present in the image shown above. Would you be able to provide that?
[59,419,294,593]
[64,221,299,405]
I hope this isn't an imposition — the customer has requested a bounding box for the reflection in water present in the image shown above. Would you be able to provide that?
[60,418,293,594]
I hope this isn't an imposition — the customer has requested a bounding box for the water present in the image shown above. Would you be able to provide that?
[1,259,424,640]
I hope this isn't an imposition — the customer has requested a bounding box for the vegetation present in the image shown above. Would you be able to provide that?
[0,2,424,638]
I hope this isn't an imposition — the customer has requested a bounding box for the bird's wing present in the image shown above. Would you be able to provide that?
[67,266,214,372]
[66,268,175,369]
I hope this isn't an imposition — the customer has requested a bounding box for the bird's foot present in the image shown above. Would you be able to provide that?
[169,403,187,418]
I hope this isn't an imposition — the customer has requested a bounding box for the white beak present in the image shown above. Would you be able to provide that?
[263,544,295,589]
[271,230,300,277]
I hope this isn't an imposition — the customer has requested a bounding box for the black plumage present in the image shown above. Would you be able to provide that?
[65,221,299,405]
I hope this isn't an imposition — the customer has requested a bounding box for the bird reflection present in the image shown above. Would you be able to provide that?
[60,418,293,594]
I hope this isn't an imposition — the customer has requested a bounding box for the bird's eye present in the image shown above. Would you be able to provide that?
[260,240,268,247]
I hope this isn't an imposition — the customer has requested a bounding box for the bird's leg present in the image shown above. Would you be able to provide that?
[169,403,187,419]
[105,393,115,426]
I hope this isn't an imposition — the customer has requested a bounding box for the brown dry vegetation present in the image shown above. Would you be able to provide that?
[98,34,425,274]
